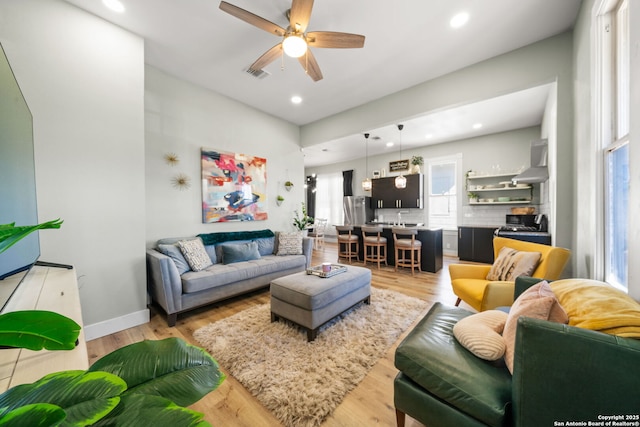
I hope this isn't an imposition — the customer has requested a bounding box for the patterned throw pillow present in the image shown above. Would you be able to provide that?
[276,232,304,256]
[453,310,509,361]
[486,247,541,281]
[178,238,213,272]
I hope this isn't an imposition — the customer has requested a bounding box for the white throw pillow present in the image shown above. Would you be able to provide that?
[453,310,508,361]
[276,232,304,256]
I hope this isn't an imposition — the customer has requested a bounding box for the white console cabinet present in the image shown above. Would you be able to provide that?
[0,266,87,392]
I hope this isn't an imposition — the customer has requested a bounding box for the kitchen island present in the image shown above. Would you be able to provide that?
[352,225,443,273]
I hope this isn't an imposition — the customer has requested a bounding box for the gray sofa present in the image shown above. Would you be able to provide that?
[146,230,313,326]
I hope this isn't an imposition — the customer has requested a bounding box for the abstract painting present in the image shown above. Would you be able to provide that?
[201,148,267,223]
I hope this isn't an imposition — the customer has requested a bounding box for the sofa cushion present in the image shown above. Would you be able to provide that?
[453,310,508,361]
[503,280,568,373]
[181,254,306,294]
[178,238,213,272]
[157,243,191,275]
[550,278,640,338]
[276,231,304,255]
[487,247,541,281]
[254,237,275,256]
[220,241,261,264]
[395,303,512,427]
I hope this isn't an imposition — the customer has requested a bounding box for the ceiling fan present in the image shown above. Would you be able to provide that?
[219,0,365,82]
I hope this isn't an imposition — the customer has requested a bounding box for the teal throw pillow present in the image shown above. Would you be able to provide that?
[221,241,261,265]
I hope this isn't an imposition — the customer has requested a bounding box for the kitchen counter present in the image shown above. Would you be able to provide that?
[353,225,442,273]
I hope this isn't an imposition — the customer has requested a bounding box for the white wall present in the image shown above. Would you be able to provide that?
[307,126,540,227]
[572,0,640,300]
[144,66,304,244]
[0,0,147,338]
[301,33,575,268]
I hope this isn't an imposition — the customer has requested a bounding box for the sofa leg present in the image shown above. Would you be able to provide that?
[395,408,405,427]
[455,297,461,306]
[167,313,177,327]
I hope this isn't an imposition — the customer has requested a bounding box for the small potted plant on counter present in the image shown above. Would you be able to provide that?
[467,192,478,203]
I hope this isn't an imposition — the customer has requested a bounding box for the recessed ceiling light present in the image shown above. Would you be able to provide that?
[103,0,125,13]
[425,133,433,139]
[450,12,469,29]
[386,142,394,147]
[291,95,302,104]
[472,123,483,129]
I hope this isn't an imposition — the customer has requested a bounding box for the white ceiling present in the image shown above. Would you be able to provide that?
[63,0,580,166]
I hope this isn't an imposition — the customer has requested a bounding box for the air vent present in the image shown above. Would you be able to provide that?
[245,67,271,79]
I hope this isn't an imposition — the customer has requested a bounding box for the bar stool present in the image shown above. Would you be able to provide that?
[392,227,422,275]
[361,225,388,269]
[336,225,359,263]
[308,218,328,250]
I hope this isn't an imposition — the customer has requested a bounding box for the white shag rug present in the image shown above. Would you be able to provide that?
[193,287,428,427]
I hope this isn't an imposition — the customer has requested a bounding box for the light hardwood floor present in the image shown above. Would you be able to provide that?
[87,242,466,427]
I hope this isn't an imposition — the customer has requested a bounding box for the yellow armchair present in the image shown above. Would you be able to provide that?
[450,236,571,311]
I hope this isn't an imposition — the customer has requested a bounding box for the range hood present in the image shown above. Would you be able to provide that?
[512,139,549,184]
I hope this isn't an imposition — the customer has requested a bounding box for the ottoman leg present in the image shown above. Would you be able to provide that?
[271,312,279,322]
[364,296,371,305]
[307,328,318,342]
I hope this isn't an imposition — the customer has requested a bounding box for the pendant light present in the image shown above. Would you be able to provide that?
[362,133,372,191]
[395,124,407,189]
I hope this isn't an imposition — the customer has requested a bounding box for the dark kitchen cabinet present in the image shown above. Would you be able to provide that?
[457,226,497,263]
[371,174,423,209]
[353,226,443,272]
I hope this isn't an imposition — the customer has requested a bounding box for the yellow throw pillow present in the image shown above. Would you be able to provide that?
[550,279,640,338]
[502,280,568,374]
[453,310,509,361]
[487,247,541,281]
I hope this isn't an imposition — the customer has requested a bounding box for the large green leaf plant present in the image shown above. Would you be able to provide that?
[0,221,225,425]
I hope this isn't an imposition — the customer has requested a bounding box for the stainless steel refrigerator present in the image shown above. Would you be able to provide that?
[343,196,374,225]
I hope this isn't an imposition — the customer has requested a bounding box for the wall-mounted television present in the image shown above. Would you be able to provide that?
[0,42,40,305]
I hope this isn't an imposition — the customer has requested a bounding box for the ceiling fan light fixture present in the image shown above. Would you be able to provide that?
[283,34,307,58]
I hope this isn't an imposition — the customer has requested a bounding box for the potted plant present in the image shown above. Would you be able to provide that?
[276,195,284,206]
[293,202,314,233]
[0,221,225,426]
[467,192,479,203]
[410,155,424,174]
[284,181,294,191]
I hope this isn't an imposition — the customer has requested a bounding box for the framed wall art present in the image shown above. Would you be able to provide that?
[201,148,268,223]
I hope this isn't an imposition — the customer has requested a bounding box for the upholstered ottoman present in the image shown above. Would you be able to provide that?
[270,266,372,341]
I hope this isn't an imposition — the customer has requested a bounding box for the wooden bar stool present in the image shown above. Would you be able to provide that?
[361,225,388,269]
[336,225,359,263]
[392,227,422,275]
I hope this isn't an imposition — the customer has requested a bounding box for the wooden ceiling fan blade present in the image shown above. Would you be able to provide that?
[219,1,285,36]
[289,0,314,32]
[250,44,283,71]
[298,49,323,82]
[307,31,365,49]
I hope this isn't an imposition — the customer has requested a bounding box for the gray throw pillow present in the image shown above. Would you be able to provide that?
[220,241,261,265]
[157,243,191,275]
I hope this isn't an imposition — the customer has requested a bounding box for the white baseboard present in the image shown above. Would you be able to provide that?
[83,308,150,341]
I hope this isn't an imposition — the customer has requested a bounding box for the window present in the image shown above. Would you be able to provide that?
[314,172,343,232]
[427,155,461,229]
[597,0,629,289]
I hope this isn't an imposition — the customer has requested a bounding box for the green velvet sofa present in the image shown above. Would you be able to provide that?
[394,276,640,427]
